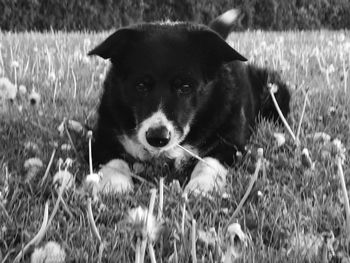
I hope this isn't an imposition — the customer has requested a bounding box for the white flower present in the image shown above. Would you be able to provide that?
[85,172,102,185]
[60,143,72,151]
[24,141,40,152]
[48,72,56,82]
[53,170,74,189]
[338,33,345,42]
[84,38,91,47]
[24,158,43,170]
[57,118,66,137]
[10,60,19,68]
[128,206,162,242]
[29,89,41,105]
[31,241,66,263]
[198,227,217,246]
[24,158,43,182]
[332,138,346,163]
[273,132,286,147]
[327,64,335,74]
[0,77,17,100]
[67,119,84,133]
[301,148,314,169]
[18,84,27,95]
[268,83,278,93]
[222,223,248,263]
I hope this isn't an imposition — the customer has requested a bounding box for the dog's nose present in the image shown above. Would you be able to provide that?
[146,126,171,148]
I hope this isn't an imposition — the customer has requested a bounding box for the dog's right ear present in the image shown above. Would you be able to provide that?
[88,28,139,60]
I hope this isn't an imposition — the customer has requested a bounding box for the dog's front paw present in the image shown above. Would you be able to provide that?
[97,159,134,193]
[184,157,227,195]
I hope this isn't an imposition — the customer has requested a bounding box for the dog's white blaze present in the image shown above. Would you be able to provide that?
[118,135,150,160]
[137,110,187,153]
[119,110,194,165]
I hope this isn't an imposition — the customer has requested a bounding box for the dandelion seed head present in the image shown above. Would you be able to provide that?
[18,84,27,94]
[268,83,278,93]
[128,206,163,242]
[85,172,102,184]
[24,158,43,170]
[0,77,17,100]
[11,60,19,68]
[53,170,74,189]
[31,241,66,263]
[48,72,56,82]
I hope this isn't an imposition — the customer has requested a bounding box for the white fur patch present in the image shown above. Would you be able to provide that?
[184,157,227,195]
[137,110,187,153]
[118,134,150,161]
[119,110,193,165]
[119,132,198,168]
[98,159,134,193]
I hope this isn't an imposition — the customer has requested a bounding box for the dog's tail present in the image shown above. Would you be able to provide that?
[247,65,291,123]
[209,9,240,39]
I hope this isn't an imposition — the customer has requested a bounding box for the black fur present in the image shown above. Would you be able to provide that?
[89,19,290,179]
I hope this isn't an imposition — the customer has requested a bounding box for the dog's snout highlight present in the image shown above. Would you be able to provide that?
[146,126,171,148]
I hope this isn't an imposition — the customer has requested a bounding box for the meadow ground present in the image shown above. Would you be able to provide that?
[0,30,350,262]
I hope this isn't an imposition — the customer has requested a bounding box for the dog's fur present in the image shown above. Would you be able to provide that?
[88,15,290,190]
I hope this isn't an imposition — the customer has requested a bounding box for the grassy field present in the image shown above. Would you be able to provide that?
[0,30,350,262]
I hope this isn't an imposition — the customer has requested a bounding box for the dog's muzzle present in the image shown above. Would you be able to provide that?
[145,126,171,148]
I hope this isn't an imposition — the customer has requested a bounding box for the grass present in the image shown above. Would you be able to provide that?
[0,30,350,262]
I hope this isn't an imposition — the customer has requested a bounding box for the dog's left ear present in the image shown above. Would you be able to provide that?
[191,29,247,66]
[88,28,138,60]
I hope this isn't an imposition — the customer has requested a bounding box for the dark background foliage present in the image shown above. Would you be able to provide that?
[0,0,349,31]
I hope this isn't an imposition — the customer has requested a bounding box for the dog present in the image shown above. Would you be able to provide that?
[87,11,290,194]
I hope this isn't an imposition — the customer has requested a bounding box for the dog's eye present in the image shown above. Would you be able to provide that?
[136,82,150,93]
[173,78,194,95]
[177,84,192,95]
[135,77,154,93]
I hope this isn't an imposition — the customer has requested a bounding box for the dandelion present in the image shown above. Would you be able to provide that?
[338,33,345,42]
[48,72,56,82]
[29,89,41,105]
[332,138,346,163]
[31,241,66,263]
[60,143,72,151]
[67,119,84,133]
[128,190,163,263]
[301,148,314,169]
[84,38,91,48]
[222,223,248,263]
[24,141,40,153]
[128,206,163,243]
[24,157,43,182]
[18,84,27,95]
[197,228,217,247]
[10,60,19,68]
[57,118,66,137]
[53,170,74,190]
[0,77,17,100]
[273,132,286,147]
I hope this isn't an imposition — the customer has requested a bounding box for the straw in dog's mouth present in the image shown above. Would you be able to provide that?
[176,144,218,172]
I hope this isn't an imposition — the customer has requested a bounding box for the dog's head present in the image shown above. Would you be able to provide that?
[89,22,246,157]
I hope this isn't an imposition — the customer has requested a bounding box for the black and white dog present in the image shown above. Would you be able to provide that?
[88,11,290,194]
